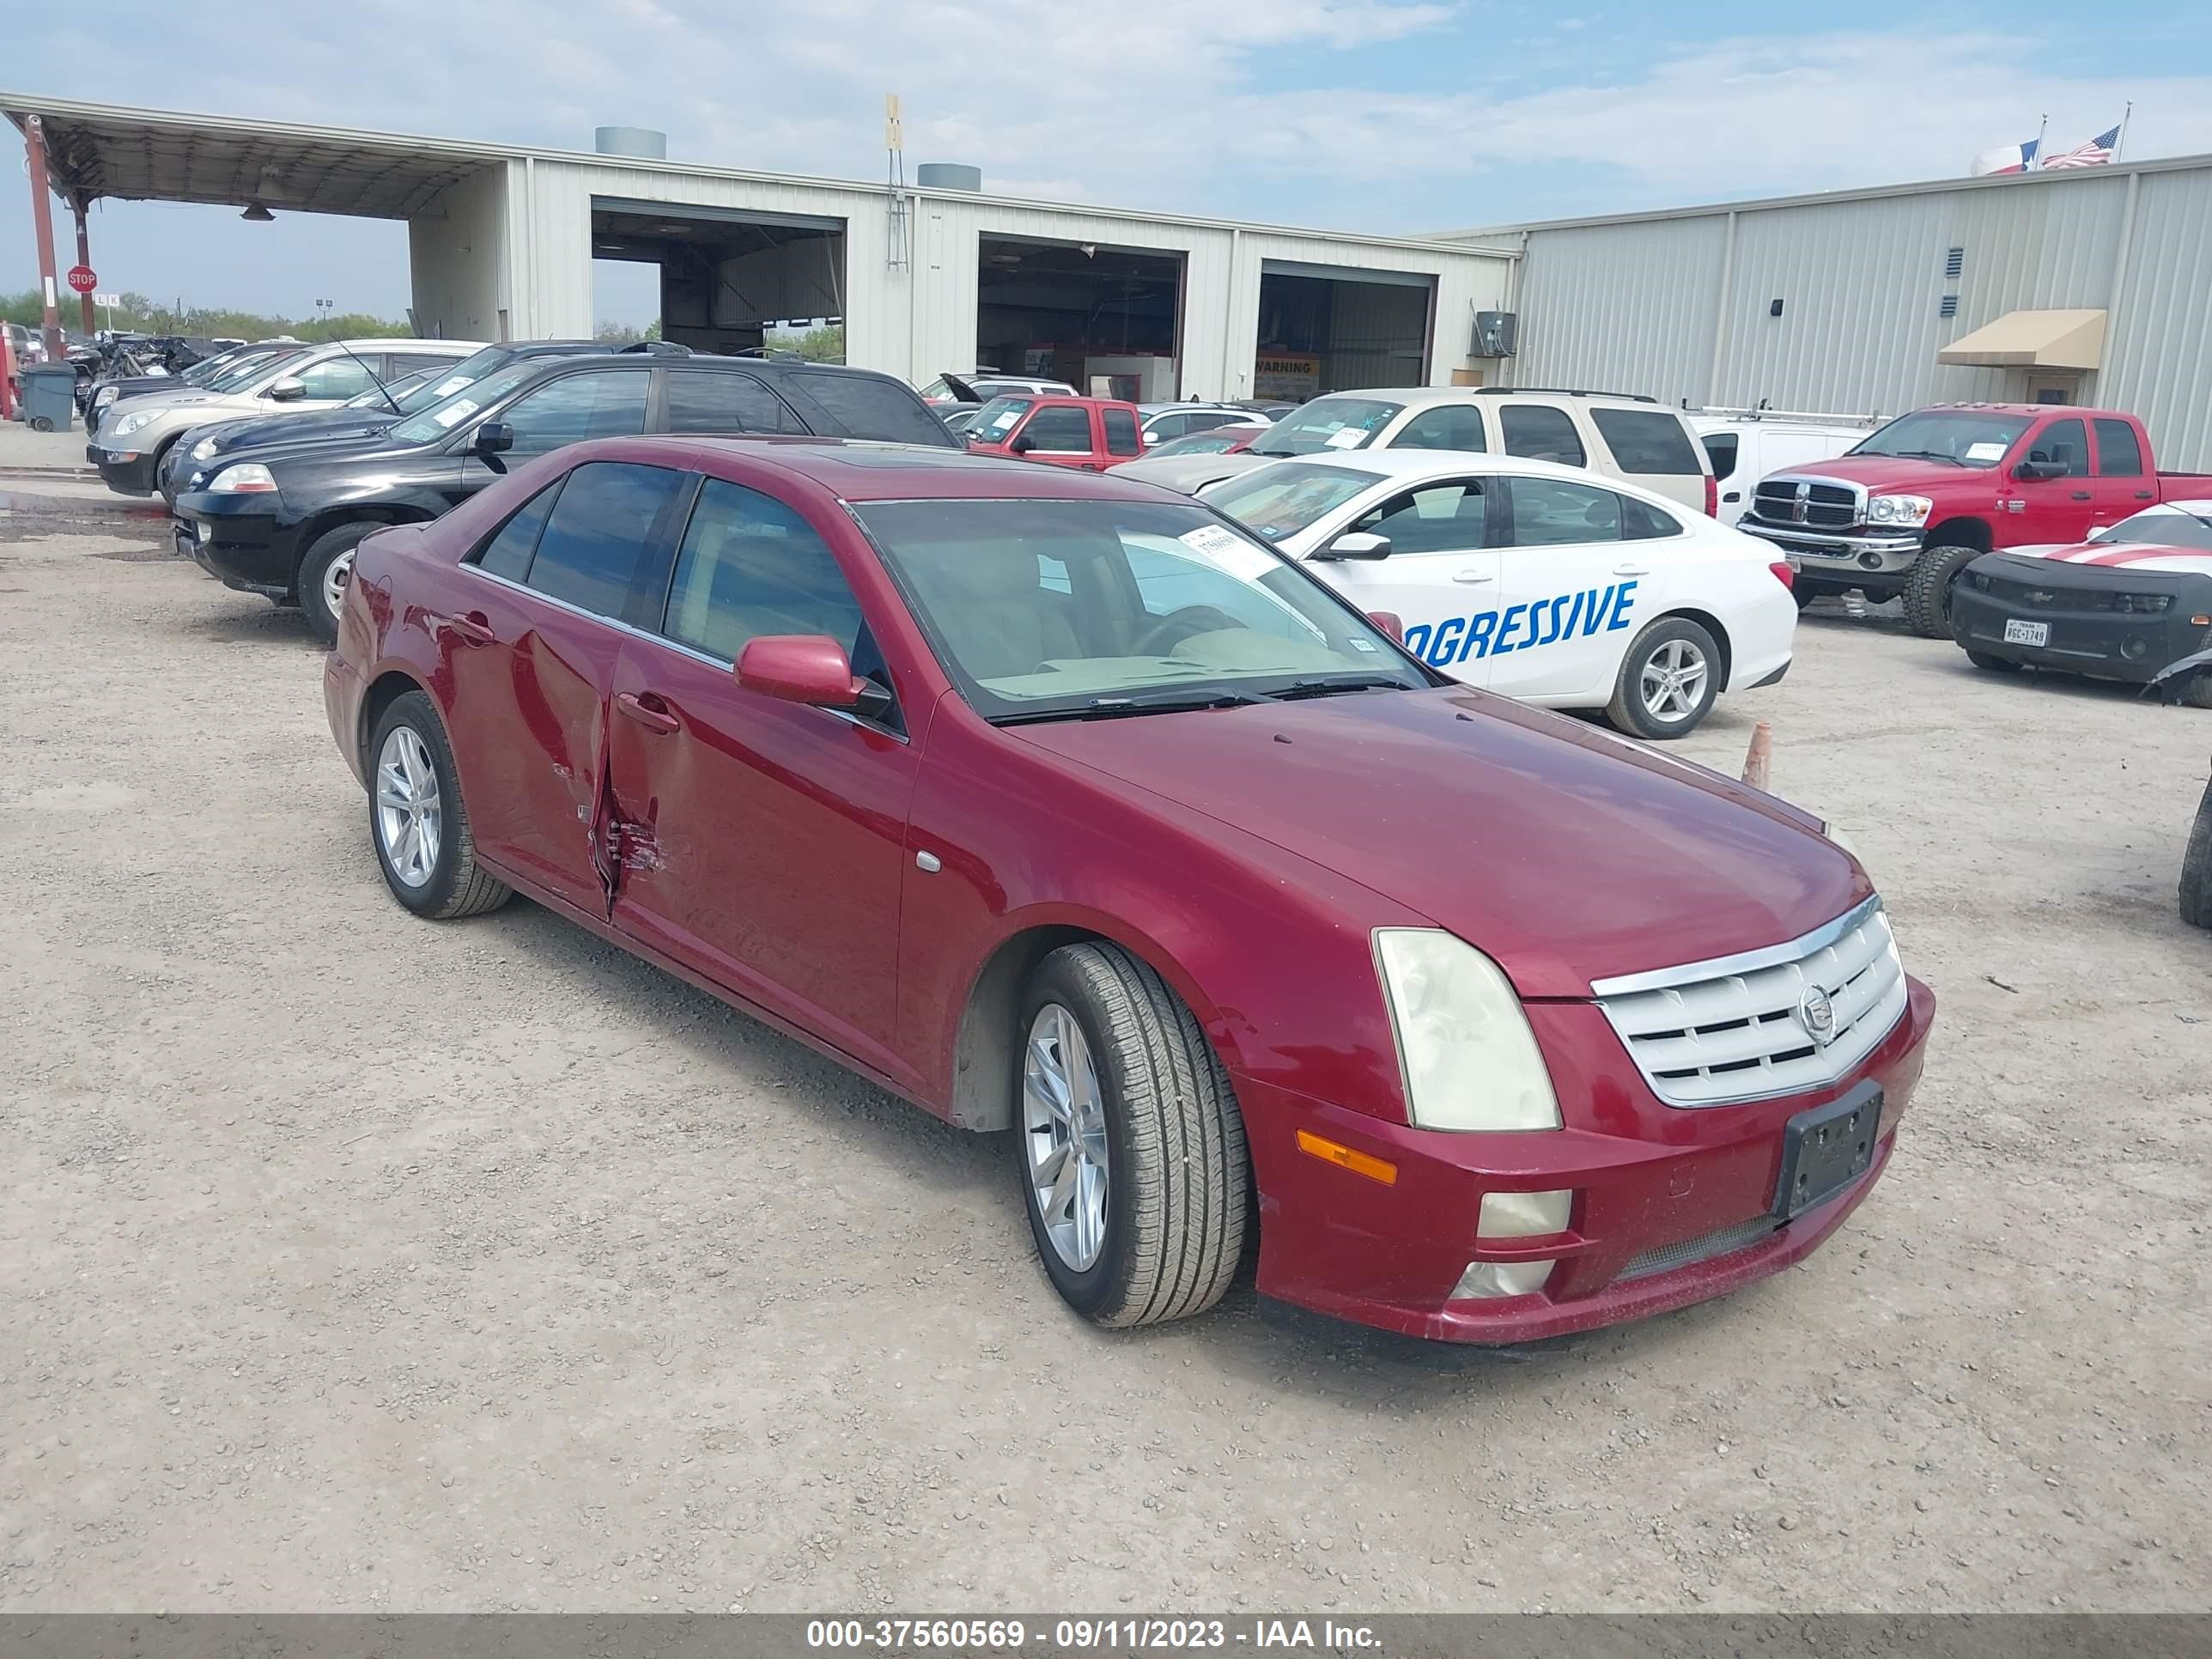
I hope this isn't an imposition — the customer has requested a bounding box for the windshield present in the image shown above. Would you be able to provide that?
[1251,398,1401,458]
[1850,410,2032,468]
[343,366,443,411]
[1205,462,1384,542]
[2092,507,2212,550]
[854,497,1424,722]
[967,396,1032,443]
[180,355,235,385]
[1147,429,1259,457]
[416,344,514,405]
[389,364,538,445]
[210,351,301,393]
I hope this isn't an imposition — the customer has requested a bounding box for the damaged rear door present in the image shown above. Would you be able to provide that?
[602,474,918,1085]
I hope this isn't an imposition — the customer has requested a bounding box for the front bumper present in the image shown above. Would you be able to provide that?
[1952,562,2210,684]
[1240,975,1935,1344]
[173,489,304,599]
[91,443,160,495]
[1741,518,1924,581]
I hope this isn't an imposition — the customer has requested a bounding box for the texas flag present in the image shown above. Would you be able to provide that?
[1970,137,2042,176]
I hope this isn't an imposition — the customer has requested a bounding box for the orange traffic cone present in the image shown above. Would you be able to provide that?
[1741,721,1772,793]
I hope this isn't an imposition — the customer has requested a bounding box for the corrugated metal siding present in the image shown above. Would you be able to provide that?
[1316,275,1433,390]
[2100,169,2212,471]
[1515,215,1727,403]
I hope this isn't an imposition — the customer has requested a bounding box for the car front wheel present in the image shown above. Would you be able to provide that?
[1607,616,1722,739]
[1017,943,1249,1328]
[300,522,377,647]
[367,690,512,921]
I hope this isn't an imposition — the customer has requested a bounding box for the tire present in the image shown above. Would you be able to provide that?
[366,690,512,921]
[27,416,52,433]
[1605,615,1723,740]
[1965,650,2021,673]
[2182,675,2212,711]
[299,521,377,648]
[2182,778,2212,929]
[1015,942,1249,1328]
[1902,545,1982,639]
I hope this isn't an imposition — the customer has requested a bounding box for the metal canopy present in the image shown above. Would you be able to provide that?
[1936,308,2109,370]
[2,93,494,219]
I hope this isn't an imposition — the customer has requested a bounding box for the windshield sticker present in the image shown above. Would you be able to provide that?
[430,375,472,398]
[987,410,1021,434]
[1965,441,2008,463]
[433,398,480,429]
[1349,637,1378,653]
[1401,581,1639,670]
[1325,428,1366,449]
[1177,523,1275,580]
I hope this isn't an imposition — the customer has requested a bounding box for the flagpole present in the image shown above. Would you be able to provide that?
[2116,100,2132,161]
[2035,112,2049,169]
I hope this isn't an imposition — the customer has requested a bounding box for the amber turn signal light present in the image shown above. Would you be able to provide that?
[1296,1129,1398,1185]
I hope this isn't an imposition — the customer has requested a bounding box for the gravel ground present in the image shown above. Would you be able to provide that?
[3,516,2207,1614]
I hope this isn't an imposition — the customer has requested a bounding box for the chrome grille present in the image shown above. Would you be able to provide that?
[1618,1215,1778,1281]
[1590,896,1908,1108]
[1751,475,1862,531]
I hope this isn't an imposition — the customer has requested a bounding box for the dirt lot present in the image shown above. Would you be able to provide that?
[3,513,2207,1615]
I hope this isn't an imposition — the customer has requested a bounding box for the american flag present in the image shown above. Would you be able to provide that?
[2042,125,2122,168]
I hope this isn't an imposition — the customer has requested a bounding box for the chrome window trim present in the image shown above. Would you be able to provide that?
[1589,893,1885,999]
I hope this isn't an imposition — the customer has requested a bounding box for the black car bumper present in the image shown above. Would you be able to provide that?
[1951,554,2212,684]
[92,445,161,495]
[173,491,307,599]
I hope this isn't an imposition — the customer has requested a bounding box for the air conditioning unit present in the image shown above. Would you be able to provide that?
[1473,310,1517,358]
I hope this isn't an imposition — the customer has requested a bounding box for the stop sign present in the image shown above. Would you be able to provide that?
[66,265,96,295]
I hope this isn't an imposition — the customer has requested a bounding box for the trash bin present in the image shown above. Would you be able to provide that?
[19,364,78,433]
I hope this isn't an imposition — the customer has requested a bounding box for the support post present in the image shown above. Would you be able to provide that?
[73,199,96,336]
[23,114,65,361]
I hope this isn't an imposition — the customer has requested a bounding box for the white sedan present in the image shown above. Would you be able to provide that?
[1199,452,1797,738]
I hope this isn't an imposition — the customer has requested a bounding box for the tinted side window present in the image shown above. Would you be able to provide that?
[1147,412,1191,441]
[473,480,563,580]
[1591,408,1702,474]
[500,370,651,459]
[1505,477,1621,546]
[1103,408,1141,458]
[1021,406,1093,452]
[1394,406,1488,452]
[1499,404,1588,467]
[1620,495,1683,540]
[390,351,462,376]
[292,357,379,400]
[790,369,955,447]
[665,370,804,434]
[2094,418,2143,477]
[2031,417,2090,477]
[525,462,687,620]
[1356,481,1491,555]
[663,477,865,662]
[1702,431,1740,482]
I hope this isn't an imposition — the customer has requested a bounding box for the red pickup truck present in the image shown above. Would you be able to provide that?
[1736,403,2209,636]
[963,394,1146,471]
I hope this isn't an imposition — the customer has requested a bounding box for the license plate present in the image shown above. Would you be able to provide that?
[2003,619,2049,647]
[1773,1086,1881,1220]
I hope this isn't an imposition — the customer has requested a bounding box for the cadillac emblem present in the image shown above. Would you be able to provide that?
[1799,984,1838,1047]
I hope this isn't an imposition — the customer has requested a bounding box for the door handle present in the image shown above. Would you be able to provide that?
[1613,564,1651,577]
[2069,489,2093,501]
[2136,489,2155,499]
[435,611,495,647]
[1451,570,1494,584]
[1723,490,1742,503]
[616,691,681,735]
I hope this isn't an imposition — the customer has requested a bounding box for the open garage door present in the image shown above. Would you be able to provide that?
[977,236,1183,402]
[1255,260,1434,399]
[592,198,845,356]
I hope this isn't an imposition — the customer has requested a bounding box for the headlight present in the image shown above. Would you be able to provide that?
[1867,494,1933,527]
[208,464,277,494]
[190,437,219,461]
[94,385,118,408]
[1373,930,1560,1132]
[109,410,158,437]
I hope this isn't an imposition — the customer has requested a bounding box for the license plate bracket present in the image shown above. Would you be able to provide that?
[2003,618,2050,647]
[1774,1084,1882,1220]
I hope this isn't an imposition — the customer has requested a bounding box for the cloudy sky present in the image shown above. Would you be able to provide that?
[5,0,2209,326]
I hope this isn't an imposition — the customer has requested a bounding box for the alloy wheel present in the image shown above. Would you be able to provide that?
[1022,1002,1111,1272]
[374,726,443,889]
[322,546,356,624]
[1639,639,1710,723]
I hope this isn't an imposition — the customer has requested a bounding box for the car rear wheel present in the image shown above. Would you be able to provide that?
[300,521,376,648]
[1607,616,1721,739]
[2181,778,2212,928]
[1902,545,1981,639]
[367,690,512,921]
[1017,943,1249,1328]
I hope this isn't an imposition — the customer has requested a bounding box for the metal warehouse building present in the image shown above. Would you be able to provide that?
[4,94,1519,404]
[1431,154,2212,467]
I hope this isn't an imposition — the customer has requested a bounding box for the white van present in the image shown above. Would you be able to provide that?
[1691,408,1884,526]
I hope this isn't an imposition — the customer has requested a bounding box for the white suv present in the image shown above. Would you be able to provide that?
[1135,386,1717,512]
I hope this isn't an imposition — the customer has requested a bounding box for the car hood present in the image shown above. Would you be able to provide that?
[1763,454,1993,493]
[1012,688,1865,998]
[204,408,398,453]
[1986,541,2212,574]
[1114,451,1274,495]
[201,430,431,477]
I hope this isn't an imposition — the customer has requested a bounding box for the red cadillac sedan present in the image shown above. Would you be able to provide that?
[325,436,1935,1344]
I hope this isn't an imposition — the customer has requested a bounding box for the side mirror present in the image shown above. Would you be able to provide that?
[1367,611,1405,642]
[1011,432,1037,455]
[265,378,307,403]
[1317,531,1391,562]
[471,421,515,456]
[737,635,866,708]
[2013,456,2060,482]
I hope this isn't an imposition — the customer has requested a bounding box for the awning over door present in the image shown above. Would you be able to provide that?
[1937,308,2107,370]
